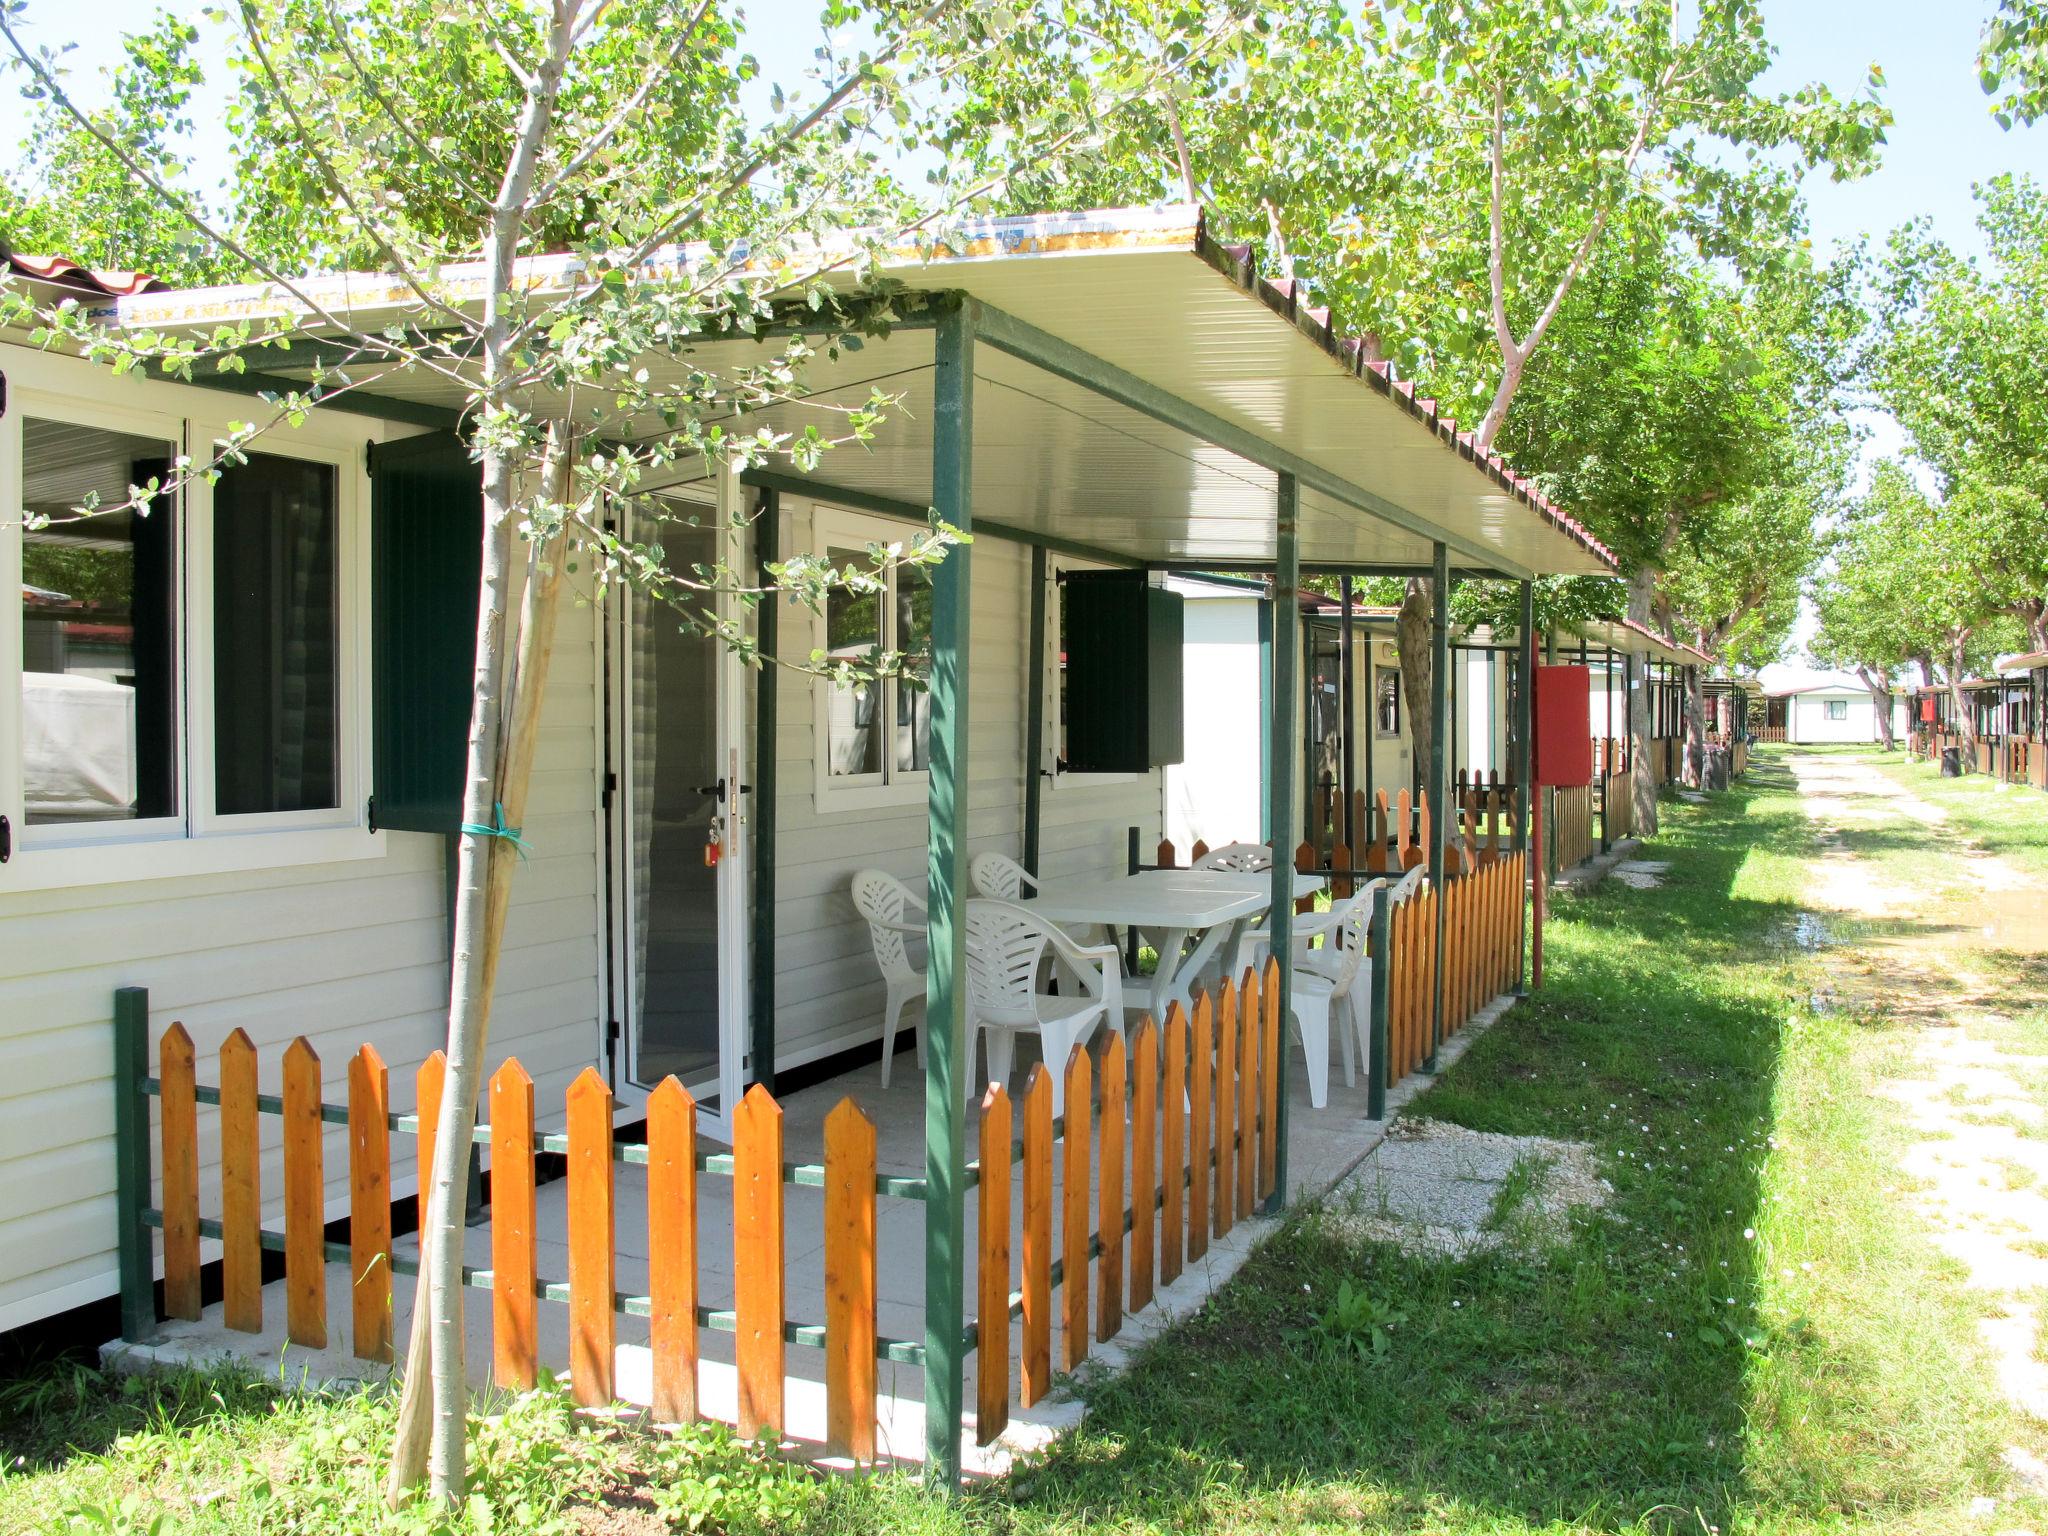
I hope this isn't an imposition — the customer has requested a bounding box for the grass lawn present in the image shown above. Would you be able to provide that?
[4,747,2041,1534]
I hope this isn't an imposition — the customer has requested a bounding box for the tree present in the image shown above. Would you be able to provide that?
[1820,462,2013,757]
[1010,0,1888,809]
[1870,176,2048,653]
[2,0,1233,1503]
[1981,0,2048,127]
[0,10,224,282]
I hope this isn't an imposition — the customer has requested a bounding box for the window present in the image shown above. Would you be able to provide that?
[213,454,341,814]
[1826,699,1848,722]
[1375,666,1401,737]
[21,418,180,829]
[817,512,930,794]
[4,355,373,886]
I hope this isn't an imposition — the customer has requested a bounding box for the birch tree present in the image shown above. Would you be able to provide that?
[1,0,1234,1504]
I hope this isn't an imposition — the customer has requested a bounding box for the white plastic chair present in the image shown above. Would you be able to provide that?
[969,851,1038,900]
[1194,841,1274,873]
[965,899,1124,1117]
[852,868,927,1088]
[1244,881,1383,1109]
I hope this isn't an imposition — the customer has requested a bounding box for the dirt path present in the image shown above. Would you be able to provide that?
[1787,751,2048,1491]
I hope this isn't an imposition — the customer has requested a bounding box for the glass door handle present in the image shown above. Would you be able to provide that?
[693,781,754,802]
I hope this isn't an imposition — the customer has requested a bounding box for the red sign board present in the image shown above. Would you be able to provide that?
[1920,696,1937,723]
[1535,665,1593,786]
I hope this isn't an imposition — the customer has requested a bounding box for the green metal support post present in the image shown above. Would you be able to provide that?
[1266,475,1299,1209]
[750,489,779,1092]
[1257,597,1274,843]
[1425,542,1449,1071]
[113,985,154,1342]
[1514,582,1533,994]
[1367,883,1391,1120]
[1023,545,1047,877]
[923,301,974,1485]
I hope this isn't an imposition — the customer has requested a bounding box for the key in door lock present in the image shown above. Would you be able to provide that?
[704,815,725,867]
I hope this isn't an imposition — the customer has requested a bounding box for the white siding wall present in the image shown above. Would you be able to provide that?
[766,502,1162,1074]
[1788,691,1903,744]
[0,583,603,1331]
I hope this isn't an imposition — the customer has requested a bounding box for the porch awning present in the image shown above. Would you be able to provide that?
[1558,618,1709,667]
[108,206,1617,580]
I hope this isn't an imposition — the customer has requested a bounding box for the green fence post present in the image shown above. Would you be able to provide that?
[112,985,154,1342]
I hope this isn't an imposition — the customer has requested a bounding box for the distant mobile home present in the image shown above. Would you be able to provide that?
[1763,678,1906,745]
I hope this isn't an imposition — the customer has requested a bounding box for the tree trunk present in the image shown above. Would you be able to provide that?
[1396,576,1432,804]
[1624,568,1660,837]
[1947,635,1979,758]
[1683,667,1706,787]
[1860,667,1897,750]
[386,426,574,1506]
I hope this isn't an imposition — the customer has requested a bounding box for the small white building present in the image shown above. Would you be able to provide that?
[1764,676,1907,744]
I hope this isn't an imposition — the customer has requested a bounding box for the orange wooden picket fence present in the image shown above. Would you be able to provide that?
[1382,850,1525,1081]
[1549,784,1594,872]
[131,962,1293,1460]
[140,1031,921,1458]
[972,962,1282,1445]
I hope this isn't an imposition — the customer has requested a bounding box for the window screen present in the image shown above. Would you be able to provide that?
[20,418,179,826]
[212,454,341,814]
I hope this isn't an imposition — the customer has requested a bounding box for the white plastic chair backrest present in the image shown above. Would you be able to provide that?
[852,868,922,984]
[1389,864,1426,905]
[970,851,1037,901]
[1321,887,1377,993]
[964,899,1056,1027]
[1195,841,1274,873]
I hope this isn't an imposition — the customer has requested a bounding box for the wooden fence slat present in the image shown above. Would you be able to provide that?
[1156,837,1176,870]
[1294,842,1316,914]
[977,1085,1012,1446]
[490,1059,538,1391]
[282,1038,325,1349]
[568,1067,617,1408]
[649,1076,699,1424]
[1129,1017,1157,1314]
[1188,991,1211,1264]
[1097,1031,1126,1343]
[1061,1044,1092,1370]
[1160,1004,1186,1289]
[219,1029,261,1333]
[159,1024,200,1322]
[825,1097,877,1460]
[348,1044,392,1363]
[1021,1066,1053,1407]
[1260,955,1280,1202]
[415,1050,445,1227]
[1213,979,1236,1240]
[1238,967,1258,1222]
[735,1083,785,1438]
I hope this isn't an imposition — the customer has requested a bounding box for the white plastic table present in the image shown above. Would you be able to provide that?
[1028,869,1325,1023]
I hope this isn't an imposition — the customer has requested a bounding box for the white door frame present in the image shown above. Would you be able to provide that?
[606,467,750,1142]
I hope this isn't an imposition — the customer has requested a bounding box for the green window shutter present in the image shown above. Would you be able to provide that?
[369,432,482,832]
[1063,572,1184,772]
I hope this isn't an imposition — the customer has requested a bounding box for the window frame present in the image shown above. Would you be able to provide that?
[187,421,368,837]
[809,502,932,812]
[1373,664,1403,739]
[0,347,384,892]
[1825,698,1849,722]
[11,389,191,853]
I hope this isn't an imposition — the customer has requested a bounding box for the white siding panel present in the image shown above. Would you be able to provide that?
[0,585,603,1328]
[764,505,1161,1072]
